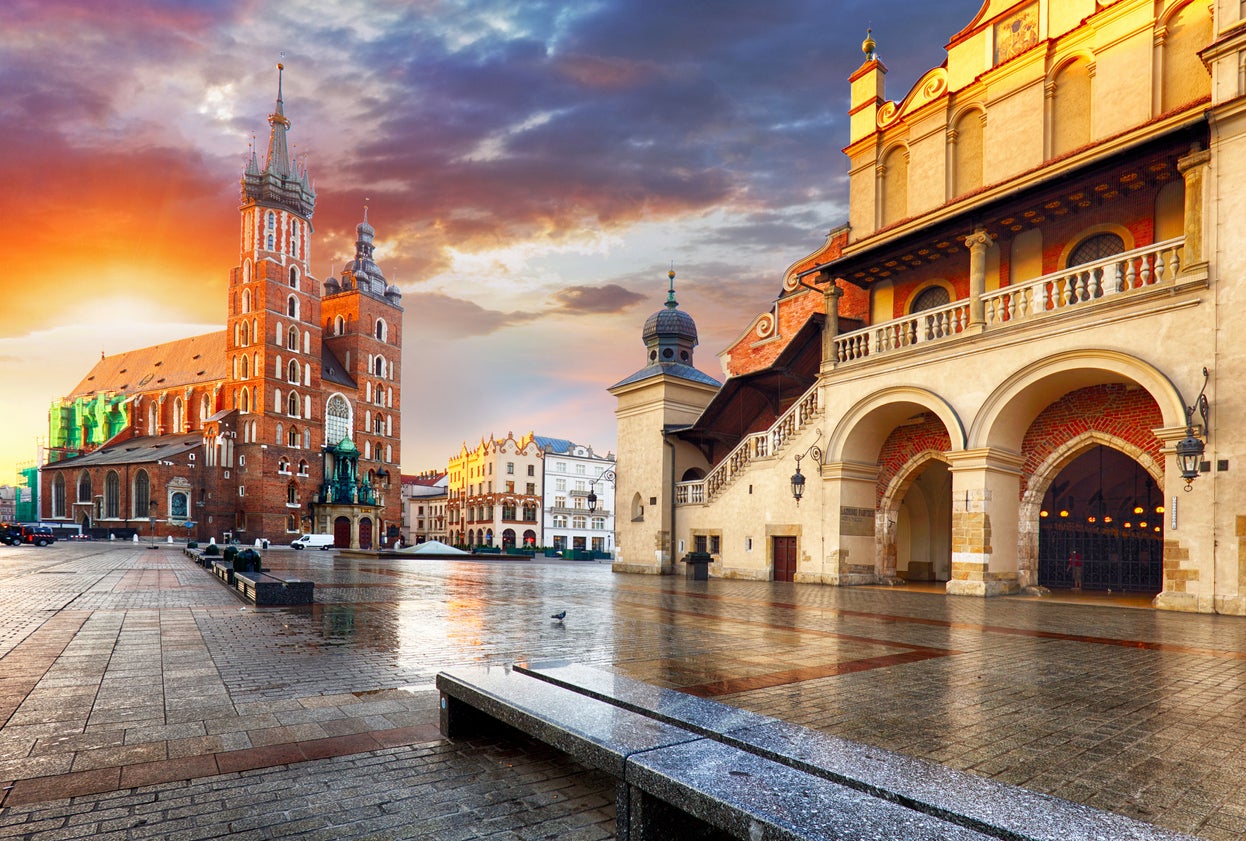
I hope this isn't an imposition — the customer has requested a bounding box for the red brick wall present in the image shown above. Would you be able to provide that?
[1019,384,1163,497]
[876,414,953,501]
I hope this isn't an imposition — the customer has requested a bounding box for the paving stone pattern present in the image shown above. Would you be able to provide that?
[2,544,1246,838]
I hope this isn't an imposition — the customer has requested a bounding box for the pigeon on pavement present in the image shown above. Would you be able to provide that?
[550,610,566,622]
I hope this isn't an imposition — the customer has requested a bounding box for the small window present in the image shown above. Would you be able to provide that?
[910,286,950,313]
[1067,233,1125,267]
[289,266,299,287]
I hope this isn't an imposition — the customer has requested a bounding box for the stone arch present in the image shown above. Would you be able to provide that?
[878,450,952,579]
[970,350,1187,453]
[1017,429,1164,588]
[828,386,966,465]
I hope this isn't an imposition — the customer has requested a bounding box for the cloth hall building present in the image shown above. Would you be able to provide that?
[613,0,1246,613]
[38,67,404,549]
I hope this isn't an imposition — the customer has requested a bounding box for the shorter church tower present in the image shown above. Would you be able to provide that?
[316,208,404,548]
[609,271,719,574]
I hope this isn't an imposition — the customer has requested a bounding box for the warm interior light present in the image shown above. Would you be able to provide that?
[1139,521,1147,529]
[1124,522,1132,529]
[1133,505,1144,515]
[1059,509,1069,518]
[1155,505,1164,514]
[1040,509,1049,518]
[1154,526,1161,532]
[1103,515,1113,524]
[1087,516,1097,523]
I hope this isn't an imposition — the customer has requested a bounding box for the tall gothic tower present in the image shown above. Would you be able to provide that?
[226,63,324,536]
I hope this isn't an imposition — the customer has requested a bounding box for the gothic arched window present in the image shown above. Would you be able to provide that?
[51,474,66,518]
[287,296,298,319]
[104,470,120,519]
[132,470,150,519]
[77,471,92,503]
[288,390,300,417]
[326,394,350,445]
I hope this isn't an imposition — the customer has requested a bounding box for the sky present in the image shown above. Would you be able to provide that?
[0,0,985,480]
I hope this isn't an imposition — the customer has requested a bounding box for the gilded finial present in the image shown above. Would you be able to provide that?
[665,265,678,309]
[862,28,876,61]
[862,29,876,60]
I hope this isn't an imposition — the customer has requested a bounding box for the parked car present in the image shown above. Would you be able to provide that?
[20,526,56,546]
[0,524,22,546]
[290,533,334,550]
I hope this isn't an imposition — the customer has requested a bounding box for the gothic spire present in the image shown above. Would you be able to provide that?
[265,62,293,178]
[241,61,315,219]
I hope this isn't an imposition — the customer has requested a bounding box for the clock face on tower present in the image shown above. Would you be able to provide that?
[994,2,1039,66]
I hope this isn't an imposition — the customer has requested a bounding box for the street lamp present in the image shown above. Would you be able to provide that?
[586,469,616,514]
[789,430,823,507]
[1176,367,1210,492]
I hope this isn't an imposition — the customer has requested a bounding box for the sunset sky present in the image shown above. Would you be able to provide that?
[0,0,983,481]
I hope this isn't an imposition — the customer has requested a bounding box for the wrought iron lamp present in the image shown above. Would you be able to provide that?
[1176,367,1210,492]
[586,470,616,514]
[790,430,823,506]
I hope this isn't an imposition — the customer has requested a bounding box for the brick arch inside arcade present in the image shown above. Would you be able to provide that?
[1037,445,1163,593]
[1021,384,1166,594]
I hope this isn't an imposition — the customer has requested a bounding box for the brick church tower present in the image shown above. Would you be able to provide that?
[223,62,324,538]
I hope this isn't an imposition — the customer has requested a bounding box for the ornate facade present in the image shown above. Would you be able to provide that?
[614,0,1246,613]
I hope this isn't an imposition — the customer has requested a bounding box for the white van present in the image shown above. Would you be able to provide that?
[290,534,335,550]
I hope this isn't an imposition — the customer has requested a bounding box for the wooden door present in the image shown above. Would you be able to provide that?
[359,518,373,550]
[334,516,351,548]
[773,536,797,582]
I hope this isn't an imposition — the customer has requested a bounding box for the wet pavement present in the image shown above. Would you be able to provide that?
[0,542,1245,838]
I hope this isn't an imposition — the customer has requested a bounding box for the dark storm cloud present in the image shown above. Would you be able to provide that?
[300,0,982,261]
[551,284,645,315]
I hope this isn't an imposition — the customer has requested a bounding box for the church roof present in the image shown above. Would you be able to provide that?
[68,332,227,399]
[321,343,356,389]
[43,433,202,470]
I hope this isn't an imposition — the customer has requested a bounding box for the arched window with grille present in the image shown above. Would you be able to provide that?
[1066,233,1125,267]
[910,285,951,314]
[288,390,300,417]
[288,360,300,383]
[288,425,300,448]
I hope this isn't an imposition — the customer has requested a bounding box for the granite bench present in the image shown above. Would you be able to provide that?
[437,666,998,841]
[208,560,314,606]
[513,660,1197,841]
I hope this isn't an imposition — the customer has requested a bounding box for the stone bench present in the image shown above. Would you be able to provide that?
[513,660,1196,841]
[437,666,997,841]
[207,560,313,606]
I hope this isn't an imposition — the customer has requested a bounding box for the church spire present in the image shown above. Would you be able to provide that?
[241,61,315,219]
[265,62,293,178]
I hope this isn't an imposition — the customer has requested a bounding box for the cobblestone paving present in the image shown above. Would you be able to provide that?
[4,543,1246,837]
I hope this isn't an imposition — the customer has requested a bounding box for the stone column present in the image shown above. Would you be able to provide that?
[350,514,361,550]
[820,274,843,367]
[1176,143,1211,273]
[822,461,882,586]
[1151,424,1214,613]
[963,228,991,333]
[945,448,1024,596]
